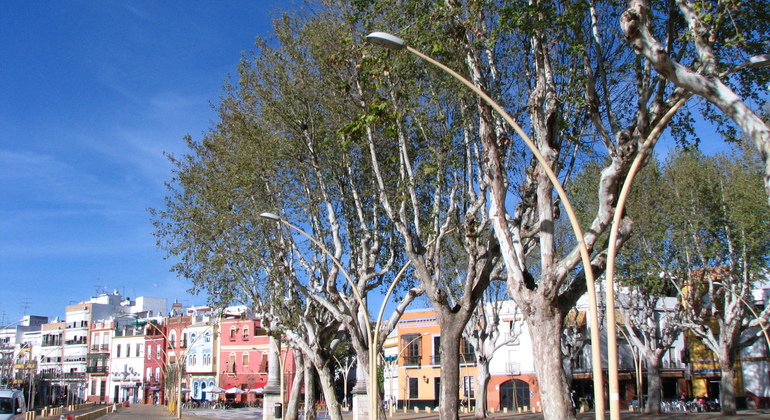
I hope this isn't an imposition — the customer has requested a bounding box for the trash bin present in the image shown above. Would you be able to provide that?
[274,403,283,419]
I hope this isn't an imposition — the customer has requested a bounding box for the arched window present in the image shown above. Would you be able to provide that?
[500,379,530,410]
[146,367,151,381]
[204,331,212,343]
[243,326,250,339]
[169,330,177,348]
[228,352,237,373]
[229,327,237,340]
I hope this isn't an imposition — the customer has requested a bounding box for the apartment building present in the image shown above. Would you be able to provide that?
[142,320,167,405]
[86,320,112,403]
[217,311,274,405]
[110,319,145,404]
[184,306,217,402]
[387,295,692,413]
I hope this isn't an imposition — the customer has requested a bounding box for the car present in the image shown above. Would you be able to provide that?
[0,389,26,420]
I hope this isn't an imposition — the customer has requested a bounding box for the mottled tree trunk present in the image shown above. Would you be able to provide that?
[644,357,661,415]
[316,363,343,420]
[438,319,464,420]
[474,359,491,418]
[284,352,304,420]
[719,356,736,415]
[527,306,575,420]
[304,361,317,420]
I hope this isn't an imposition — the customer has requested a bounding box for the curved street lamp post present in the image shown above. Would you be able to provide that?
[365,31,606,420]
[260,212,380,419]
[366,32,770,420]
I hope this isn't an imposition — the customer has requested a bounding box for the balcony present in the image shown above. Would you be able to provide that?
[64,372,85,380]
[111,371,141,381]
[460,353,476,365]
[663,359,685,370]
[403,355,420,367]
[506,362,521,375]
[86,366,108,374]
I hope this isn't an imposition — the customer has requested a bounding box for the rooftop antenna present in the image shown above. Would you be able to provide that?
[93,278,104,296]
[20,299,30,315]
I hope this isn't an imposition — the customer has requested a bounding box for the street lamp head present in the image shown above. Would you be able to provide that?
[747,54,770,69]
[366,32,406,50]
[259,212,281,221]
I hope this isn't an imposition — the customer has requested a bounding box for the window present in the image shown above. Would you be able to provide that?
[126,344,131,357]
[116,344,121,358]
[204,332,211,343]
[146,367,152,381]
[258,354,268,372]
[463,376,475,399]
[189,333,196,348]
[203,352,211,366]
[228,352,237,373]
[432,336,441,364]
[461,339,475,364]
[169,331,177,348]
[229,327,237,340]
[401,334,421,366]
[242,352,249,366]
[243,326,250,339]
[137,344,142,358]
[147,345,152,360]
[409,377,419,399]
[155,367,161,382]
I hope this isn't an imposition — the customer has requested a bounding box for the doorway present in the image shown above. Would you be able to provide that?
[500,379,530,411]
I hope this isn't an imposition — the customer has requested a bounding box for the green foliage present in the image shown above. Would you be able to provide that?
[614,146,770,294]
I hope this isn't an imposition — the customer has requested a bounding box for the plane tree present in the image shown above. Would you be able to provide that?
[616,292,681,415]
[603,146,769,415]
[659,148,770,415]
[354,0,711,418]
[621,0,770,204]
[462,279,522,419]
[154,5,426,419]
[574,157,684,414]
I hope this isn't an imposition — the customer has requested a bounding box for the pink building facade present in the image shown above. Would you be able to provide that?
[217,316,295,406]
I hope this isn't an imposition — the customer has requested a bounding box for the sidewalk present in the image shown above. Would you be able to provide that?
[37,403,770,420]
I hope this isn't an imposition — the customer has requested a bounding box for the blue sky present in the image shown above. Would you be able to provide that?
[0,1,299,325]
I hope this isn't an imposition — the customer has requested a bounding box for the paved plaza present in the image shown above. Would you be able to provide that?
[38,403,770,420]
